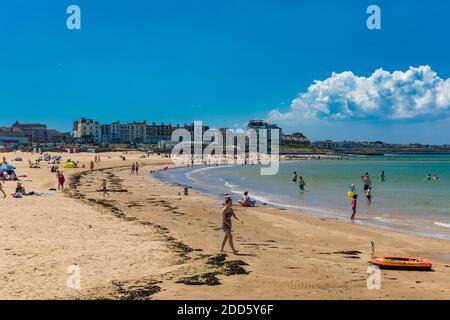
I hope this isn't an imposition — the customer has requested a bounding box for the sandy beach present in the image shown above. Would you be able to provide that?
[2,151,450,300]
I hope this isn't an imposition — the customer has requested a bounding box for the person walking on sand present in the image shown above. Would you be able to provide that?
[100,179,109,197]
[130,163,136,175]
[57,171,65,191]
[0,180,6,198]
[90,161,94,171]
[350,194,358,220]
[135,162,139,175]
[220,198,242,254]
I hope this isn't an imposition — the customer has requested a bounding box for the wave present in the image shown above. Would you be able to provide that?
[434,221,450,228]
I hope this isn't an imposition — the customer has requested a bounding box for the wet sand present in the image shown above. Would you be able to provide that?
[2,151,450,299]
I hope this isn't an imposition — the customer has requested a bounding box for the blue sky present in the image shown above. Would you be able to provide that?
[0,0,449,143]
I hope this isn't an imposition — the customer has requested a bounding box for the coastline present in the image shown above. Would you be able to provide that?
[2,151,450,299]
[156,160,450,241]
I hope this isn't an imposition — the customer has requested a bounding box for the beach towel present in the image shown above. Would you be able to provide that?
[64,162,77,168]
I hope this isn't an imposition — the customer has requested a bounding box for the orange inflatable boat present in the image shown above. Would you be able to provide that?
[371,256,432,271]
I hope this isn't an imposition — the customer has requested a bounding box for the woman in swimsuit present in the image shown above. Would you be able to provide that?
[220,198,242,254]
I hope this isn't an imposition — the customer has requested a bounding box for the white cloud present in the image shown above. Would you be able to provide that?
[269,66,450,123]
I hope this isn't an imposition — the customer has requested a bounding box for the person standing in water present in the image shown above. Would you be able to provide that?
[366,186,372,205]
[380,171,385,181]
[298,176,306,191]
[350,194,358,219]
[362,173,371,191]
[220,198,242,254]
[292,171,298,182]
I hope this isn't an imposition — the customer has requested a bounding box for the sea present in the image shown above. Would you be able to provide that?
[154,154,450,240]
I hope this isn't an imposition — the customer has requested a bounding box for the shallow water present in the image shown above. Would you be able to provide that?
[155,154,450,240]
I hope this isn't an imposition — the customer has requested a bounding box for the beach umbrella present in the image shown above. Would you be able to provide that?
[0,165,16,171]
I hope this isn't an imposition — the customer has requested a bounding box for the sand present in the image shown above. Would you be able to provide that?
[1,151,450,300]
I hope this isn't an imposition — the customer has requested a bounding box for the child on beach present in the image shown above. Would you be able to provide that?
[350,194,357,220]
[220,198,242,255]
[100,179,109,197]
[57,171,65,191]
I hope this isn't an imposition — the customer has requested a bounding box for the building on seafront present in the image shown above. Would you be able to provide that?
[72,118,212,145]
[0,122,71,147]
[247,119,282,152]
[0,127,29,147]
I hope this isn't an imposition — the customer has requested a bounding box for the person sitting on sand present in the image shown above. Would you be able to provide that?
[239,191,255,207]
[223,193,232,205]
[8,171,18,181]
[220,198,242,255]
[15,182,26,195]
[183,187,189,196]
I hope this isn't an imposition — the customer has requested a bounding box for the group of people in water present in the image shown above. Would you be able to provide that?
[292,171,306,190]
[291,169,388,220]
[426,173,440,181]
